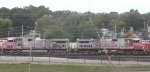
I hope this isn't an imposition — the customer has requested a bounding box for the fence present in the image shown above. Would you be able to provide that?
[0,52,150,66]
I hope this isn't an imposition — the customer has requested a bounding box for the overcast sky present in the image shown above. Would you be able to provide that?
[0,0,149,13]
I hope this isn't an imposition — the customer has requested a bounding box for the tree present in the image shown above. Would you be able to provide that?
[10,5,52,30]
[120,9,144,31]
[109,12,119,19]
[77,21,98,38]
[36,15,57,31]
[0,18,13,37]
[0,7,10,18]
[36,15,65,39]
[125,30,133,38]
[10,7,36,31]
[111,20,125,32]
[1,6,150,39]
[45,26,65,39]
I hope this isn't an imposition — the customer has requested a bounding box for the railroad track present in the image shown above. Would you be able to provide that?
[1,51,150,62]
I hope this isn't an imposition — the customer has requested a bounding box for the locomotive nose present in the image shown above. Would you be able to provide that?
[7,45,13,49]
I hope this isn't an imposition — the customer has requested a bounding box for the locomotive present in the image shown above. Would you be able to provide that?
[0,36,150,55]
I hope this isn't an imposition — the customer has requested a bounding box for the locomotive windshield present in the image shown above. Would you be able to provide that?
[133,40,140,43]
[8,40,13,42]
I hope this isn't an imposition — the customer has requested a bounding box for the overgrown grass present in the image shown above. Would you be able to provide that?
[0,64,150,72]
[123,65,150,71]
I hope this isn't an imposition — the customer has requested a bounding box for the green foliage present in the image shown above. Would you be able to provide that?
[0,18,13,37]
[36,15,57,30]
[45,26,65,39]
[111,19,125,32]
[36,15,62,39]
[125,30,133,38]
[120,9,144,31]
[77,21,98,38]
[0,6,149,39]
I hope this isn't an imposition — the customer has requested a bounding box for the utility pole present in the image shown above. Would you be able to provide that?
[22,25,23,38]
[114,24,117,39]
[44,32,46,39]
[146,22,149,39]
[35,22,37,33]
[15,32,17,37]
[21,25,24,48]
[82,33,83,39]
[8,31,9,37]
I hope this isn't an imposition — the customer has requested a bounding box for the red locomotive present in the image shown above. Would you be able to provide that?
[0,37,150,55]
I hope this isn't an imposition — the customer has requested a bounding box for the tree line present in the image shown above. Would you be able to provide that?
[0,5,150,41]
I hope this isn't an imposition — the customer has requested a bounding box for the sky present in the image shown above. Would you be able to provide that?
[0,0,150,14]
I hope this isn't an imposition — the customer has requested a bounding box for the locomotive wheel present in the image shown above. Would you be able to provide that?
[60,51,67,55]
[8,50,14,55]
[132,51,139,55]
[50,51,57,55]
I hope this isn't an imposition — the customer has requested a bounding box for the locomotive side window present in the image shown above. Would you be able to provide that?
[84,45,86,47]
[62,45,65,47]
[53,44,58,48]
[112,39,117,41]
[16,38,18,41]
[79,41,84,43]
[133,40,140,43]
[84,41,89,43]
[90,45,92,47]
[16,38,21,41]
[19,38,22,41]
[8,40,13,42]
[28,39,33,41]
[18,44,21,46]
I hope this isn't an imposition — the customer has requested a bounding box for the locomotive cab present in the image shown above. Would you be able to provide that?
[128,38,145,49]
[2,37,22,49]
[128,38,141,45]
